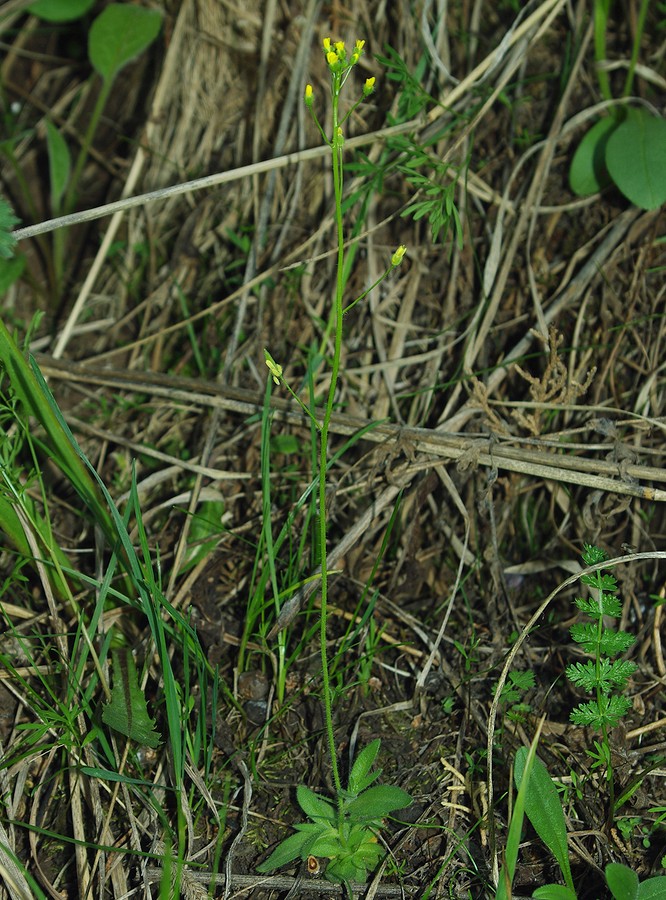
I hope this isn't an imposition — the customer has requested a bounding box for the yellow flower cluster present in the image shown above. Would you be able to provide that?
[322,37,366,71]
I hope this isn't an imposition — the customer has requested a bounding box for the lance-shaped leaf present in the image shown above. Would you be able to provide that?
[102,649,160,748]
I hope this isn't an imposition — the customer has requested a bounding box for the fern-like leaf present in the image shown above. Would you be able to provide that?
[570,694,632,729]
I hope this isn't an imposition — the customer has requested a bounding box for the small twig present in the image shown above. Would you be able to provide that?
[144,867,416,896]
[224,759,252,900]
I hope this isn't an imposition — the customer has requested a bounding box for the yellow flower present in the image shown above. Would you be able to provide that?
[326,50,339,66]
[363,76,376,95]
[391,245,407,266]
[334,40,345,53]
[304,83,313,106]
[355,39,365,51]
[323,38,331,51]
[264,350,283,385]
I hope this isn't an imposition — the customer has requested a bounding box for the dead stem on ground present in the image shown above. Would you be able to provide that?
[1,0,665,896]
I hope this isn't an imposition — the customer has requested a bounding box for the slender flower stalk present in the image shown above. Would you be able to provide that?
[257,39,412,886]
[264,37,407,806]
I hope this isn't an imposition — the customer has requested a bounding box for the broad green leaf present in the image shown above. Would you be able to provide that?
[496,733,540,900]
[256,830,312,872]
[307,834,342,857]
[345,784,412,821]
[637,876,666,899]
[533,886,578,899]
[605,863,639,900]
[28,0,95,21]
[348,739,381,795]
[606,108,666,210]
[296,784,336,823]
[0,255,25,296]
[102,649,160,748]
[569,116,618,196]
[89,5,162,84]
[46,120,71,213]
[514,748,574,894]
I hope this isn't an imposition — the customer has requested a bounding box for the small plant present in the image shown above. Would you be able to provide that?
[565,543,637,815]
[499,738,666,899]
[569,0,666,210]
[495,669,536,724]
[258,36,412,889]
[257,739,411,885]
[0,3,162,302]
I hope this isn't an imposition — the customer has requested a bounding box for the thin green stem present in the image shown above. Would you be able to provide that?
[319,72,344,801]
[593,0,613,101]
[64,77,113,215]
[622,0,649,98]
[592,572,616,823]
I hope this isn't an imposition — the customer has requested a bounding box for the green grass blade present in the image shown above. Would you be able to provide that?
[0,326,115,546]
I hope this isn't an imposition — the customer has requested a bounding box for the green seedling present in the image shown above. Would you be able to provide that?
[2,3,162,301]
[565,544,637,818]
[257,739,411,885]
[258,36,412,888]
[502,740,666,899]
[495,669,536,723]
[569,0,665,210]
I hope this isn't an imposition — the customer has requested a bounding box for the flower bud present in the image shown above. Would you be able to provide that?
[264,350,283,385]
[304,83,313,107]
[391,245,407,267]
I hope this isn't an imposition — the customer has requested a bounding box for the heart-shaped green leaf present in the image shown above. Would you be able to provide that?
[569,116,618,196]
[606,108,666,210]
[606,863,639,900]
[89,4,162,85]
[29,0,95,22]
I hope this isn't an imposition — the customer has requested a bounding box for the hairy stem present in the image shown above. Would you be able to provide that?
[319,71,345,801]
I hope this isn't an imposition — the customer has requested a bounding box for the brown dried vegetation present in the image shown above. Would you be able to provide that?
[0,0,665,897]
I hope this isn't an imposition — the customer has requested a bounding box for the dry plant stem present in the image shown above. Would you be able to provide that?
[144,867,414,896]
[49,0,191,359]
[36,356,666,502]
